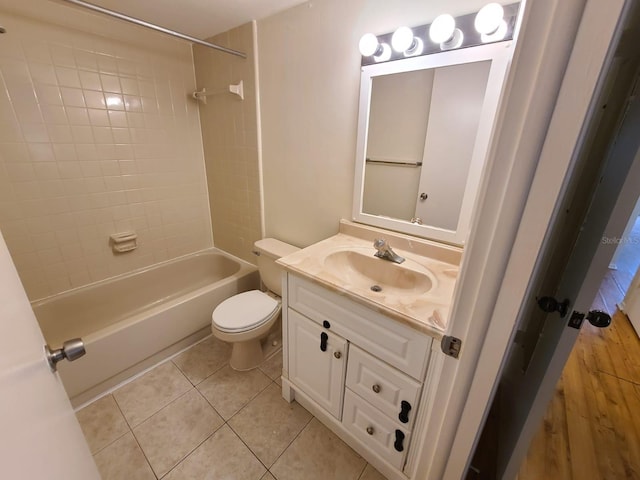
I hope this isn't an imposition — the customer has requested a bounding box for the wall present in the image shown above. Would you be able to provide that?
[0,5,211,300]
[257,0,502,247]
[193,22,262,264]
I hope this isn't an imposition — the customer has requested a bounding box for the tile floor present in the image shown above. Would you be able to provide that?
[76,336,388,480]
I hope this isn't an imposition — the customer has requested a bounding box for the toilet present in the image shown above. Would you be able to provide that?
[211,238,299,371]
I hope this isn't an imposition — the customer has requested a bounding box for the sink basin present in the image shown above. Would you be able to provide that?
[323,249,434,296]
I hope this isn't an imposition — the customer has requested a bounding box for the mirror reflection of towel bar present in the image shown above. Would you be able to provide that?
[365,158,422,167]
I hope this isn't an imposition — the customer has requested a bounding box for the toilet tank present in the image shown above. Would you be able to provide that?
[254,238,300,296]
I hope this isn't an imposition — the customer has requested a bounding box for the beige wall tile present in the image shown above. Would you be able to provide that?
[0,7,211,300]
[194,22,262,264]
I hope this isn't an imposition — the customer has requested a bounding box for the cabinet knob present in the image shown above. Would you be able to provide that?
[334,351,342,359]
[366,426,375,435]
[372,384,381,393]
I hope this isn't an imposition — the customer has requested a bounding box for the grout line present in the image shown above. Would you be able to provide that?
[110,394,158,480]
[265,409,315,471]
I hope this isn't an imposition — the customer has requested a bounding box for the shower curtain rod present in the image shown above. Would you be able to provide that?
[60,0,247,59]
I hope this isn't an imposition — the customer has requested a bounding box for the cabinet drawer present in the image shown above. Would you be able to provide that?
[346,345,421,429]
[343,389,410,470]
[288,309,347,420]
[288,274,431,380]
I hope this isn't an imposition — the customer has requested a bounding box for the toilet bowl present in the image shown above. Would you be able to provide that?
[211,238,299,371]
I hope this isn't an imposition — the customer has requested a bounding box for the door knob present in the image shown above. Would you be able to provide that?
[419,192,428,201]
[536,296,570,318]
[45,338,85,372]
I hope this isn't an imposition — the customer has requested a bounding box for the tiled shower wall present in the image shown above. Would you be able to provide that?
[0,10,212,300]
[193,22,262,264]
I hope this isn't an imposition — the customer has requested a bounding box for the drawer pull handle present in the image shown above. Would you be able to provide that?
[320,332,328,352]
[323,320,331,329]
[372,384,381,394]
[366,426,375,435]
[334,351,342,359]
[399,400,411,423]
[394,430,405,452]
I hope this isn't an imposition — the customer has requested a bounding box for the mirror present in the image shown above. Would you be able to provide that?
[352,43,512,245]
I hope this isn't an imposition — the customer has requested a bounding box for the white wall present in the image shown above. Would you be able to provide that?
[257,0,504,247]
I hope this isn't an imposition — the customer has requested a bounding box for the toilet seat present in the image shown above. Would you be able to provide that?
[212,290,279,333]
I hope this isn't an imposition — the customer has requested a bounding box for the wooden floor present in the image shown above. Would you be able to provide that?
[518,217,640,479]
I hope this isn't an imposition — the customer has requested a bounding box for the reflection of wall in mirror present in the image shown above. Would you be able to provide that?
[363,70,434,220]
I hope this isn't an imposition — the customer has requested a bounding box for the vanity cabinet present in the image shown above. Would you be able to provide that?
[288,309,347,419]
[283,274,434,476]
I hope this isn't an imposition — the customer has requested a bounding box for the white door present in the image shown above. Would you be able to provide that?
[288,309,347,419]
[498,65,640,478]
[0,232,99,479]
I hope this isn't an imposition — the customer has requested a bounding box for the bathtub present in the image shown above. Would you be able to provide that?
[32,248,259,406]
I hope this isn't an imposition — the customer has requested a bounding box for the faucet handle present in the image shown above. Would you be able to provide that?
[373,238,386,249]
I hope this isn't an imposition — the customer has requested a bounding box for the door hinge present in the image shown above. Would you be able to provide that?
[441,335,462,359]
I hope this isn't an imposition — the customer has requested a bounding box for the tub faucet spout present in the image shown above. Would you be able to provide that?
[373,238,405,264]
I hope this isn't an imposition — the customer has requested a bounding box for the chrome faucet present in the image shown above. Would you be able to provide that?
[373,238,405,264]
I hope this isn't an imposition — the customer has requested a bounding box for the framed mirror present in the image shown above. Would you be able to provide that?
[352,42,512,245]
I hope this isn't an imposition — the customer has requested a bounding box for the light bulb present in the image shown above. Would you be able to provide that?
[373,43,392,62]
[429,14,455,44]
[481,19,508,42]
[359,33,381,57]
[475,3,504,35]
[440,29,464,50]
[391,26,415,53]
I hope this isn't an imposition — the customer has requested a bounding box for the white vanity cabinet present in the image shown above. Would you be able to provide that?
[288,309,347,419]
[283,274,434,477]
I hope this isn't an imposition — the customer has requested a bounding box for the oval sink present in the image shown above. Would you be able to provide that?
[323,249,433,296]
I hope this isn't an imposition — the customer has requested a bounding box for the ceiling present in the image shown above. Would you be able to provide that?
[67,0,308,39]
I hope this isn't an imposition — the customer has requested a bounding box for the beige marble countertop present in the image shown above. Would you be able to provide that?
[277,220,462,339]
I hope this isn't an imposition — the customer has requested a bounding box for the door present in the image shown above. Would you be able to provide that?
[288,309,347,419]
[0,232,99,479]
[498,56,640,478]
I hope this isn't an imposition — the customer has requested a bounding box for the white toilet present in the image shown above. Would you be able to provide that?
[211,238,299,371]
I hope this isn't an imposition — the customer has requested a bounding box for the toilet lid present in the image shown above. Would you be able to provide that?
[212,290,279,332]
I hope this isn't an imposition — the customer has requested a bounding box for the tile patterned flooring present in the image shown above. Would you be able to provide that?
[76,336,388,480]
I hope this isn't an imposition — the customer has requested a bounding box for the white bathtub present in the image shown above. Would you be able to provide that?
[32,248,259,406]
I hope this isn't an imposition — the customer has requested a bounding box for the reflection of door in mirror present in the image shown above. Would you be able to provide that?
[362,61,491,228]
[416,61,491,230]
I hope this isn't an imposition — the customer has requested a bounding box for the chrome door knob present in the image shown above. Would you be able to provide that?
[372,384,381,393]
[334,351,342,359]
[366,426,375,435]
[45,338,85,372]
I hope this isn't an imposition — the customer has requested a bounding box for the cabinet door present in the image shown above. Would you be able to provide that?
[288,309,347,419]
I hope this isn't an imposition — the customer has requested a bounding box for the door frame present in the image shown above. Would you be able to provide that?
[436,0,632,478]
[409,0,632,478]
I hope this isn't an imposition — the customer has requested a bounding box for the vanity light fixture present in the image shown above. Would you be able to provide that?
[481,19,508,43]
[474,3,505,35]
[358,2,519,66]
[429,14,464,51]
[391,27,424,57]
[429,14,455,43]
[359,33,392,62]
